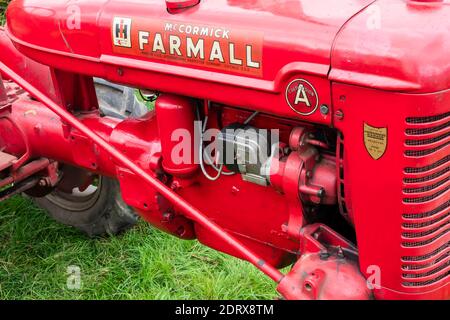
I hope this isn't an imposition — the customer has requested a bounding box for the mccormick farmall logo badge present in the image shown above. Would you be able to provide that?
[112,17,263,77]
[364,123,388,160]
[285,79,319,116]
[113,17,132,48]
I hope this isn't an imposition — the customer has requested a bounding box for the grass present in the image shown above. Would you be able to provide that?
[0,197,276,300]
[0,1,7,25]
[0,1,275,300]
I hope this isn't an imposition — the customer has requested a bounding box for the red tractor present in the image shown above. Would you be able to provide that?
[0,0,448,300]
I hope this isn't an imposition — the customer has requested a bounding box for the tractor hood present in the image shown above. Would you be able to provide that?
[5,0,374,82]
[5,0,450,97]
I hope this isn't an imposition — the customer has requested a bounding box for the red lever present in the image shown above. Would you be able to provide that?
[166,0,200,11]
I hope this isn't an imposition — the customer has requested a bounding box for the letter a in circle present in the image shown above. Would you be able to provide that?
[294,84,311,107]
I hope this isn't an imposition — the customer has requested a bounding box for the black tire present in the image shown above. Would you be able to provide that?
[34,176,138,237]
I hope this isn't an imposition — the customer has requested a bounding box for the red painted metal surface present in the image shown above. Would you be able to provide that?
[0,29,62,105]
[333,84,449,299]
[0,0,449,300]
[0,151,17,172]
[4,0,378,126]
[331,0,450,93]
[0,75,7,105]
[277,225,371,300]
[156,94,199,177]
[0,158,51,190]
[166,0,201,12]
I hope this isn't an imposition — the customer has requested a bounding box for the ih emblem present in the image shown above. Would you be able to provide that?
[364,123,388,160]
[113,17,132,48]
[286,79,319,116]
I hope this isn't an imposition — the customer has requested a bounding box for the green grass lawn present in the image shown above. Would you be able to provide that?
[0,196,275,300]
[0,1,7,25]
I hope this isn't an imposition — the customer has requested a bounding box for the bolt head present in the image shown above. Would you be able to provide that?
[38,179,47,187]
[335,110,344,120]
[317,188,325,198]
[163,212,174,222]
[320,104,329,115]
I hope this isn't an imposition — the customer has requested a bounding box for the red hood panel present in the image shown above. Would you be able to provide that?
[6,0,373,81]
[331,0,450,93]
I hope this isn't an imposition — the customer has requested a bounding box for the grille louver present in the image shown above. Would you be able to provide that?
[402,112,450,288]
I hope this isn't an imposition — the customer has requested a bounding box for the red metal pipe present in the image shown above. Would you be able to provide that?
[0,61,285,283]
[0,158,51,189]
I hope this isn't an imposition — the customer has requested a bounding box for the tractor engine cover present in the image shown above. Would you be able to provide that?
[4,0,376,125]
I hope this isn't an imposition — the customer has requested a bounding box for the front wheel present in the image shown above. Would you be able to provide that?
[33,175,138,237]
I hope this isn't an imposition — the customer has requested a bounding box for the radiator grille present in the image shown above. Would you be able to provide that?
[402,222,449,238]
[403,260,450,278]
[403,271,450,287]
[406,121,450,135]
[403,201,449,219]
[403,212,450,229]
[402,251,449,270]
[403,177,449,194]
[402,242,449,261]
[405,141,449,157]
[402,112,450,288]
[403,186,450,203]
[404,167,449,184]
[406,112,450,124]
[405,132,450,146]
[405,155,449,174]
[402,229,450,248]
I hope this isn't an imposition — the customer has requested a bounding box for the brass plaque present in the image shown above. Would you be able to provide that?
[364,123,388,160]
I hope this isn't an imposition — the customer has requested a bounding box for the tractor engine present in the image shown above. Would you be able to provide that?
[0,0,448,300]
